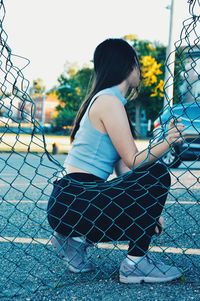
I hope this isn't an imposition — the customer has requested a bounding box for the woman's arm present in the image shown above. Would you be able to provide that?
[114,139,172,176]
[99,95,184,170]
[114,159,131,176]
[131,119,184,169]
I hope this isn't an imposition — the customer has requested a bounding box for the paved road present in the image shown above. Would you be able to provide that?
[0,153,200,300]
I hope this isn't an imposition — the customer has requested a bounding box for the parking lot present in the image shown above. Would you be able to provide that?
[0,153,200,300]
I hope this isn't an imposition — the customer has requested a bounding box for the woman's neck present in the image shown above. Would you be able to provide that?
[117,81,129,96]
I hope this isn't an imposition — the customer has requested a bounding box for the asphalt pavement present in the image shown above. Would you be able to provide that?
[0,153,200,301]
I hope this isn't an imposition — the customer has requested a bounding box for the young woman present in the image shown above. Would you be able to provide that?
[47,38,184,284]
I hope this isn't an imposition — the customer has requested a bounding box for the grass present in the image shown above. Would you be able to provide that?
[0,133,71,154]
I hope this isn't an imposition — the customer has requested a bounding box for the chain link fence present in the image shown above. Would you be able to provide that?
[0,0,200,299]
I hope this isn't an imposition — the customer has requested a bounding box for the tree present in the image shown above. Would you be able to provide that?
[53,64,93,129]
[29,78,46,96]
[123,35,166,136]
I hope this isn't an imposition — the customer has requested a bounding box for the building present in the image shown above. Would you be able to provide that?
[21,92,60,125]
[44,93,60,124]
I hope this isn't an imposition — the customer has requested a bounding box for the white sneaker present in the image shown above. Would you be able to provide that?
[50,232,95,273]
[119,254,182,284]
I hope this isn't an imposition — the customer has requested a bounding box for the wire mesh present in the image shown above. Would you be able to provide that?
[0,0,200,299]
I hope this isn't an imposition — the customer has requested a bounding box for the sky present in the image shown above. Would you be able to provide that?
[4,0,190,90]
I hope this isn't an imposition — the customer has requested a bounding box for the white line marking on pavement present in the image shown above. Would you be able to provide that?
[0,236,200,255]
[0,182,48,187]
[0,236,50,245]
[97,243,200,255]
[1,200,199,205]
[1,200,48,204]
[166,201,199,205]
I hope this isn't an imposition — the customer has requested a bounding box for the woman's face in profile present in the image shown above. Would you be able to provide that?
[127,66,141,89]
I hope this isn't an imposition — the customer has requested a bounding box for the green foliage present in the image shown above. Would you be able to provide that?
[125,37,166,121]
[53,67,93,129]
[52,108,76,128]
[30,78,46,95]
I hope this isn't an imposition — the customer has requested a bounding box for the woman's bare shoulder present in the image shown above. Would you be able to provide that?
[95,94,123,107]
[92,94,124,116]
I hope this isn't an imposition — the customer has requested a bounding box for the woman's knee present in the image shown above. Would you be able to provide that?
[148,162,171,188]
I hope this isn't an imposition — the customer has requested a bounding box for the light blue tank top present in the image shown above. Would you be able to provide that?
[64,85,127,180]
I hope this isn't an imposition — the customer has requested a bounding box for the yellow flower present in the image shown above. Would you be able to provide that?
[147,43,156,51]
[68,67,77,77]
[150,80,164,97]
[123,34,138,41]
[140,56,163,87]
[75,87,81,95]
[53,111,59,118]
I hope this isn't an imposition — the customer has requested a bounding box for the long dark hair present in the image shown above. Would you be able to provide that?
[70,38,140,143]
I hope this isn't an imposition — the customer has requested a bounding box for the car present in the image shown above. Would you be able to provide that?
[152,102,200,168]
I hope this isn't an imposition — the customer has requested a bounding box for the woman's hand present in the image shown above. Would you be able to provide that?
[166,118,185,146]
[155,216,164,235]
